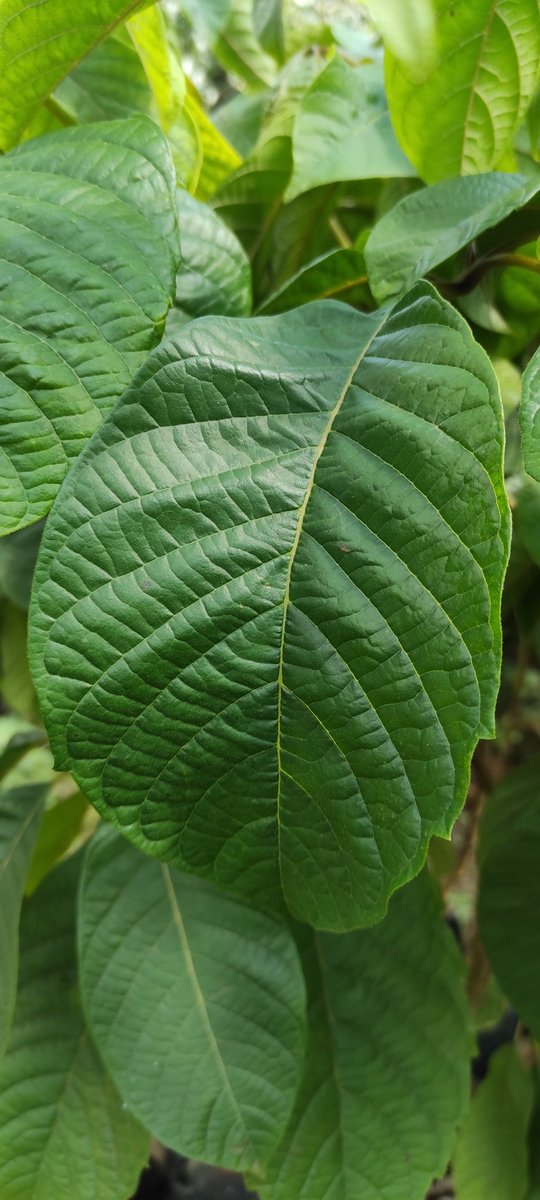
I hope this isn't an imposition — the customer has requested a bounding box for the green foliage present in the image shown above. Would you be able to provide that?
[0,2,538,1197]
[30,285,508,930]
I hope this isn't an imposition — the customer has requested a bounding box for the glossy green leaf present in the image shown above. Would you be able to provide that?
[478,756,540,1037]
[167,190,251,333]
[79,828,306,1177]
[30,283,509,931]
[287,57,414,200]
[365,173,540,303]
[0,0,153,151]
[520,346,540,482]
[0,785,44,1057]
[0,854,148,1200]
[453,1044,533,1200]
[386,0,540,183]
[26,792,88,895]
[264,872,471,1200]
[0,116,178,536]
[257,247,371,314]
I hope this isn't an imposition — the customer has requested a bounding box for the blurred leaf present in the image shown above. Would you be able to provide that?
[253,0,285,64]
[26,792,88,896]
[265,873,471,1200]
[478,756,540,1037]
[167,189,251,333]
[0,784,44,1058]
[54,33,156,122]
[364,0,435,74]
[365,172,539,302]
[0,521,44,611]
[0,603,38,723]
[257,246,371,313]
[492,357,521,418]
[453,1044,533,1200]
[0,854,149,1200]
[386,0,540,184]
[0,0,155,151]
[287,57,414,201]
[213,91,269,157]
[212,0,277,89]
[0,730,44,785]
[520,346,540,482]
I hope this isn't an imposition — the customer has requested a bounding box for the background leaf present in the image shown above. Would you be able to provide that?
[0,784,44,1057]
[79,828,306,1177]
[0,116,178,535]
[478,756,540,1037]
[257,246,371,314]
[0,854,149,1200]
[0,0,153,151]
[30,284,509,931]
[365,173,539,302]
[453,1044,533,1200]
[520,346,540,482]
[287,57,414,200]
[386,0,540,182]
[263,872,471,1200]
[167,189,251,333]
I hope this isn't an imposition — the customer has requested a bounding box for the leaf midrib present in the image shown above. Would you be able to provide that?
[275,306,389,884]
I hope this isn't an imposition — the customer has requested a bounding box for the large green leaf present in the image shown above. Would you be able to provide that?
[386,0,540,183]
[520,346,540,482]
[287,57,414,201]
[79,828,306,1177]
[167,189,251,333]
[0,116,178,537]
[478,756,540,1037]
[0,854,148,1200]
[366,173,540,303]
[0,0,153,151]
[453,1044,533,1200]
[0,785,44,1057]
[30,283,509,931]
[263,872,471,1200]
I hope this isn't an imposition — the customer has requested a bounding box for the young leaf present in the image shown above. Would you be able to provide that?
[167,190,251,333]
[478,756,540,1037]
[79,828,306,1177]
[263,872,471,1200]
[287,57,414,201]
[386,0,540,183]
[0,116,178,536]
[364,0,436,74]
[257,247,371,314]
[365,173,540,303]
[453,1044,533,1200]
[0,0,154,151]
[0,785,44,1057]
[30,283,509,931]
[520,345,540,482]
[0,854,149,1200]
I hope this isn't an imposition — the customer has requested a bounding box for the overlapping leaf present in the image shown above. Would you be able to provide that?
[79,829,306,1176]
[0,0,154,151]
[0,785,44,1057]
[287,57,414,200]
[167,190,251,334]
[366,173,540,303]
[478,757,540,1037]
[520,346,540,482]
[386,0,540,183]
[264,873,471,1200]
[0,854,148,1200]
[453,1045,533,1200]
[30,282,509,930]
[0,116,178,536]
